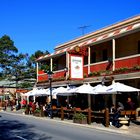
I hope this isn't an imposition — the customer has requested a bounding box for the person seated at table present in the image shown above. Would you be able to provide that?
[65,99,72,109]
[110,104,116,113]
[66,103,72,109]
[117,102,124,111]
[125,97,135,110]
[109,104,116,125]
[112,102,124,127]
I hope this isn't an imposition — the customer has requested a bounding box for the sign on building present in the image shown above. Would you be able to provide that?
[70,55,83,80]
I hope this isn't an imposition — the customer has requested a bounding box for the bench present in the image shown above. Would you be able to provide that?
[120,110,136,120]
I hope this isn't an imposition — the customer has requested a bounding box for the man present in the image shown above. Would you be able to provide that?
[125,97,135,110]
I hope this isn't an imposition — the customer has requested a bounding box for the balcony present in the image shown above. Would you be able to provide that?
[37,55,140,83]
[38,70,66,83]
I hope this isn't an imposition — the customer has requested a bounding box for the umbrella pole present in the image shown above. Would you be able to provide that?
[112,94,116,108]
[88,94,91,108]
[88,94,91,124]
[33,96,36,102]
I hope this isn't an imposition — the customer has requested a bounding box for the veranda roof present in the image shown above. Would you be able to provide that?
[37,22,140,61]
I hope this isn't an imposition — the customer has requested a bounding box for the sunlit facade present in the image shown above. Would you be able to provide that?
[36,15,140,89]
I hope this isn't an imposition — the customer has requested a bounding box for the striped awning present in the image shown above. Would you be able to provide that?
[37,23,140,61]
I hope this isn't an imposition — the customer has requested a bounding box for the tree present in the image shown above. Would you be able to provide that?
[10,53,29,88]
[30,50,50,71]
[17,50,50,88]
[0,35,18,79]
[0,34,50,88]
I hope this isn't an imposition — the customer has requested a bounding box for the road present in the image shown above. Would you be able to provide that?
[0,112,139,140]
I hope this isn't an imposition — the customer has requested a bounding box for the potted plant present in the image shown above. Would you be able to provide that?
[73,113,87,124]
[33,108,41,117]
[21,106,27,115]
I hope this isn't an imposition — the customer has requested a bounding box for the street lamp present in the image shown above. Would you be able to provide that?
[47,70,54,119]
[64,67,68,80]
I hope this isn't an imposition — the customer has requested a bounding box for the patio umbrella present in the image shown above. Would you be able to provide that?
[105,82,140,93]
[52,87,68,95]
[24,88,49,96]
[34,88,49,96]
[92,84,108,94]
[74,84,96,109]
[23,88,38,104]
[24,88,37,96]
[75,84,95,94]
[56,86,77,96]
[102,82,140,108]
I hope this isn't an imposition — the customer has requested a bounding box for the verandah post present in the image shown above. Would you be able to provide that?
[61,106,64,120]
[88,107,91,124]
[105,108,109,127]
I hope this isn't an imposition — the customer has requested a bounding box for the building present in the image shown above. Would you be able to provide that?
[36,15,140,89]
[0,79,31,103]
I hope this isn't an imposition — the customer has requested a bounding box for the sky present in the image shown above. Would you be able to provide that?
[0,0,140,56]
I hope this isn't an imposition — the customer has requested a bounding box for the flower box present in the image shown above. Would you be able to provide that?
[73,118,87,124]
[73,113,87,124]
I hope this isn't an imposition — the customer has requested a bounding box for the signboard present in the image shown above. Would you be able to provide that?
[68,46,88,56]
[70,55,83,79]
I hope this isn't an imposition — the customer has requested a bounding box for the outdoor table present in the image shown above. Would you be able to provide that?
[118,117,129,129]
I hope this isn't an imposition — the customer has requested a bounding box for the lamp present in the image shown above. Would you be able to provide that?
[47,70,54,119]
[64,67,68,79]
[64,67,68,72]
[101,77,105,85]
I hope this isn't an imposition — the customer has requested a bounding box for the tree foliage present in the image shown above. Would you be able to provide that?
[0,35,50,88]
[0,35,18,74]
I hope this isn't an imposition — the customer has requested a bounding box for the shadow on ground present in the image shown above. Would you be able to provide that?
[132,120,140,125]
[0,118,52,140]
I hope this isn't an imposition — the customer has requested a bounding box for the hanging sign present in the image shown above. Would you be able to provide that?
[68,46,88,56]
[70,55,83,80]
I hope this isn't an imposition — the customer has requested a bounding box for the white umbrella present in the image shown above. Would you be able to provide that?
[52,87,68,95]
[24,88,49,96]
[45,88,55,95]
[75,84,95,94]
[74,84,98,109]
[34,88,49,96]
[92,84,108,94]
[57,86,77,96]
[105,82,140,93]
[24,88,37,96]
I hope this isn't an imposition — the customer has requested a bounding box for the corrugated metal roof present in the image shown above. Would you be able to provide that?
[36,17,140,61]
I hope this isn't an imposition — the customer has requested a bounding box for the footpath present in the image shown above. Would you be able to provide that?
[1,109,140,139]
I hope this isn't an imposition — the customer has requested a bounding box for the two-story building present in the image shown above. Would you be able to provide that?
[36,15,140,90]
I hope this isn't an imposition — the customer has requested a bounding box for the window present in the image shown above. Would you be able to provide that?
[138,41,140,54]
[84,55,88,65]
[91,52,96,63]
[102,49,108,61]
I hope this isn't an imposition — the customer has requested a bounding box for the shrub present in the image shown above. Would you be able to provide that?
[34,108,41,113]
[73,113,87,120]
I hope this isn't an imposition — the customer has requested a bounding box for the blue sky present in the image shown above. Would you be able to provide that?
[0,0,140,55]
